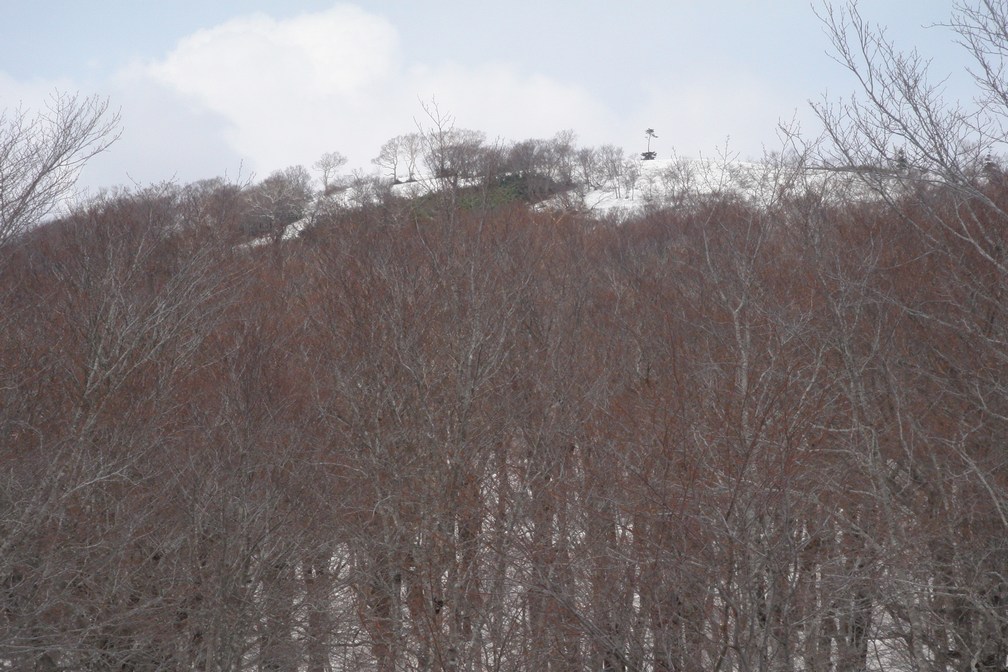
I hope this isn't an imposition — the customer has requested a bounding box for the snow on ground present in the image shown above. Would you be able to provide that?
[572,155,880,219]
[242,154,908,247]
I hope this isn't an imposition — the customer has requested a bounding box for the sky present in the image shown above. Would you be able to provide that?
[0,1,975,192]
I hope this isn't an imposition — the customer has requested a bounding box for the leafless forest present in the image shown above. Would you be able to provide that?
[3,2,1008,672]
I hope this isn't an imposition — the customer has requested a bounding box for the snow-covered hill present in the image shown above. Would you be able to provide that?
[248,153,907,246]
[575,155,878,218]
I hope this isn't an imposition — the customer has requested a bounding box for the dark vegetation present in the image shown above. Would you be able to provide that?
[3,158,1008,672]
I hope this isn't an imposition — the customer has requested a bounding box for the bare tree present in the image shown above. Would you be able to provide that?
[813,1,1003,190]
[431,128,486,185]
[246,165,315,241]
[401,132,423,182]
[313,151,348,194]
[0,92,120,248]
[373,136,403,183]
[598,145,626,198]
[620,158,641,200]
[576,146,603,189]
[813,6,1008,671]
[547,129,578,185]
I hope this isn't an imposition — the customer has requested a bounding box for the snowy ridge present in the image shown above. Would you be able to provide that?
[245,155,910,246]
[575,155,883,218]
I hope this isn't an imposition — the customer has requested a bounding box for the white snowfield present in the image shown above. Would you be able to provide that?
[575,155,908,218]
[248,154,930,246]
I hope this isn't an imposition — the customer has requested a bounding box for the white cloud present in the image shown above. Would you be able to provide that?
[2,3,853,192]
[77,76,244,193]
[124,3,616,181]
[142,4,401,175]
[11,3,758,190]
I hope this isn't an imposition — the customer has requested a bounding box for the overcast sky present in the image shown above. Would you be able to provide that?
[0,1,973,192]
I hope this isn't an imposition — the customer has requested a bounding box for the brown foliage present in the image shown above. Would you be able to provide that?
[2,154,1007,672]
